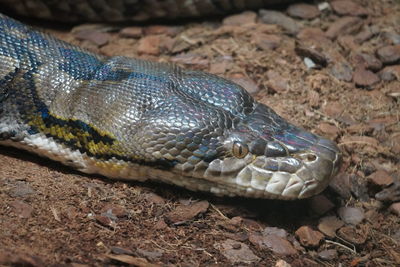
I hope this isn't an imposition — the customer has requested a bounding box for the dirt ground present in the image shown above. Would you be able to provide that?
[1,0,399,266]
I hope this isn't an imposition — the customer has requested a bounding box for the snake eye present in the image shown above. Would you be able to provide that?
[232,141,249,159]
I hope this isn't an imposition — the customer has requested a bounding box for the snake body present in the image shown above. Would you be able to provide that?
[0,9,341,200]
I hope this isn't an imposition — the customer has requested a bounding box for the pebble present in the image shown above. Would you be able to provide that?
[287,4,320,19]
[318,249,338,260]
[310,195,336,215]
[74,31,111,46]
[351,53,383,72]
[266,70,289,93]
[230,75,260,95]
[331,0,369,17]
[144,25,180,36]
[275,259,292,267]
[330,62,353,82]
[259,9,301,35]
[249,233,298,255]
[223,11,257,26]
[295,226,324,247]
[338,206,365,225]
[353,67,380,88]
[367,170,394,187]
[119,26,143,38]
[317,122,340,139]
[295,44,328,67]
[325,16,363,40]
[7,182,35,198]
[263,227,288,238]
[137,35,162,55]
[253,33,281,50]
[297,27,332,46]
[9,200,33,218]
[215,239,260,264]
[318,216,344,237]
[164,200,209,225]
[144,192,166,204]
[337,225,369,245]
[101,204,127,218]
[376,45,400,65]
[379,65,400,81]
[383,31,400,45]
[389,202,400,216]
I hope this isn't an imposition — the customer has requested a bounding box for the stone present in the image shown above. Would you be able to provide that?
[253,33,281,50]
[223,11,257,26]
[249,233,298,255]
[144,192,166,204]
[353,67,380,88]
[389,202,400,216]
[367,170,394,187]
[318,249,338,260]
[379,65,400,81]
[376,45,400,65]
[351,53,383,72]
[144,25,180,36]
[266,70,289,93]
[8,182,35,198]
[275,259,292,267]
[9,200,33,218]
[337,225,369,245]
[325,16,363,40]
[317,123,340,139]
[295,44,327,67]
[309,195,336,215]
[230,75,260,95]
[338,207,365,225]
[137,35,162,55]
[318,216,344,238]
[119,26,143,38]
[287,4,320,19]
[74,31,111,46]
[331,1,369,17]
[101,204,127,218]
[263,227,288,238]
[164,200,209,225]
[259,9,300,35]
[297,27,332,46]
[295,226,324,247]
[330,62,353,82]
[215,239,260,264]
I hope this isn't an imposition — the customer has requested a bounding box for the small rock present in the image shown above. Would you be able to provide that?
[367,170,394,187]
[331,1,369,17]
[171,54,209,69]
[325,16,363,40]
[144,192,166,204]
[351,53,383,72]
[287,4,320,19]
[304,58,317,69]
[389,202,400,216]
[337,225,369,245]
[275,259,292,267]
[295,226,324,247]
[376,45,400,65]
[8,182,35,198]
[263,227,288,238]
[259,9,301,35]
[249,233,297,255]
[297,27,332,46]
[230,75,260,95]
[266,70,289,93]
[144,25,180,36]
[74,31,111,46]
[295,44,327,67]
[318,249,338,260]
[154,219,168,230]
[9,200,33,218]
[376,181,400,203]
[354,26,378,44]
[338,207,365,225]
[383,31,400,45]
[95,214,116,228]
[110,246,134,255]
[137,35,162,55]
[136,248,163,261]
[317,123,340,139]
[119,26,143,38]
[253,33,281,50]
[215,239,260,264]
[353,67,380,88]
[101,204,127,218]
[318,216,344,238]
[223,11,257,26]
[164,200,209,225]
[310,195,336,215]
[379,65,400,81]
[330,62,353,82]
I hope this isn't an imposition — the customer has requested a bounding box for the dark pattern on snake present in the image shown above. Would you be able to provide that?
[0,12,342,199]
[0,0,294,22]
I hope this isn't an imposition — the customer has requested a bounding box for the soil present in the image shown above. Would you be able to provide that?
[0,1,399,266]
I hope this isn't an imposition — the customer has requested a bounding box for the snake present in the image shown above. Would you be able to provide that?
[0,1,342,200]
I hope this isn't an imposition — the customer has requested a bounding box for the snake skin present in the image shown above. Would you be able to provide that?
[0,13,342,199]
[0,0,294,22]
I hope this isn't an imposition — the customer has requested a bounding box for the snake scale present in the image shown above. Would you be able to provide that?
[0,0,342,199]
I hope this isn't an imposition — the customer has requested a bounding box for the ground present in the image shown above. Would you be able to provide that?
[0,0,399,266]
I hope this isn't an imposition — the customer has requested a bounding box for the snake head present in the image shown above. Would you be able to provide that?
[203,103,342,199]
